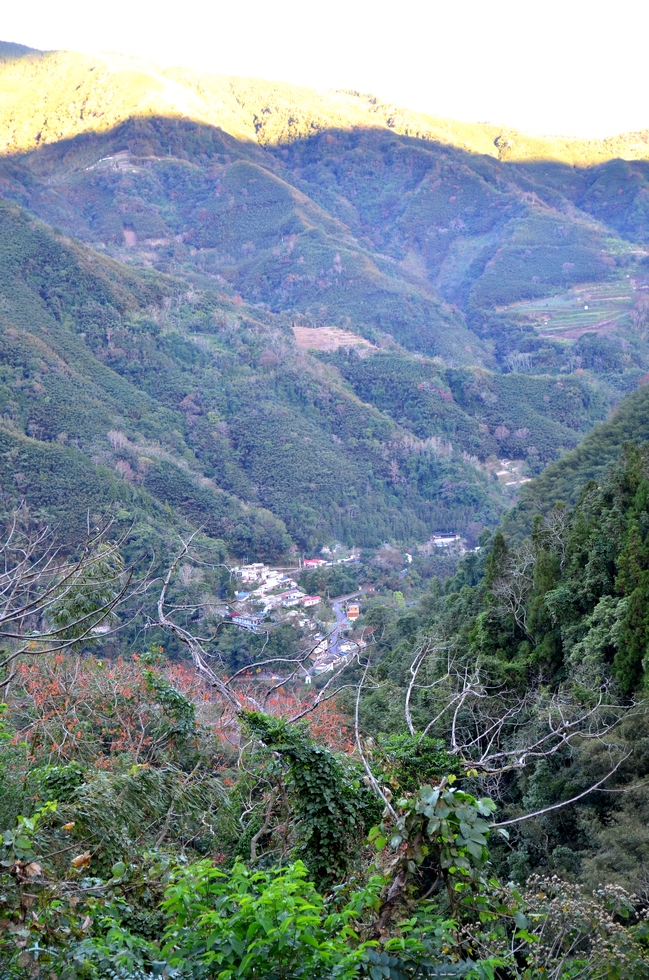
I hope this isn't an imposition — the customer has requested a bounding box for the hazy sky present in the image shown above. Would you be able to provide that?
[4,0,647,138]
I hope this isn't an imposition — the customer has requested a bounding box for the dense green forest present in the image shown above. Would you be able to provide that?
[503,381,649,538]
[0,198,509,555]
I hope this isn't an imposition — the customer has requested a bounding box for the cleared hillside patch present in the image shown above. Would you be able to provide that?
[292,325,376,352]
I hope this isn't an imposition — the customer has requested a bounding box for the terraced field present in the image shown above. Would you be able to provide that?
[508,276,638,340]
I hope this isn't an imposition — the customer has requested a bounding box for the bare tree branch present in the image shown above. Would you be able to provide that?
[401,639,633,778]
[354,656,397,822]
[0,513,146,678]
[155,540,366,727]
[156,534,248,715]
[492,753,631,827]
[404,637,450,736]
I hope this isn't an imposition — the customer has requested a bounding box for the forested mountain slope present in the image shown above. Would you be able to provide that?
[3,42,649,554]
[3,41,649,164]
[349,442,649,907]
[503,381,649,538]
[0,199,512,554]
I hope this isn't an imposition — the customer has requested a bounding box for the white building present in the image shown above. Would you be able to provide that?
[312,635,328,657]
[282,589,306,607]
[432,533,462,548]
[260,589,305,611]
[237,563,266,583]
[338,641,358,654]
[262,595,283,611]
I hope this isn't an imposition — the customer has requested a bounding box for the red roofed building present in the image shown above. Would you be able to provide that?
[301,596,321,608]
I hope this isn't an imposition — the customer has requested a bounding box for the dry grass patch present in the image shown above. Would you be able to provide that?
[292,325,376,353]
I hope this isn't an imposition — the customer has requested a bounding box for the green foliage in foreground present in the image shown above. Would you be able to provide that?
[3,760,648,979]
[244,711,376,883]
[161,860,377,980]
[349,440,649,902]
[2,629,649,978]
[7,449,649,977]
[376,734,463,793]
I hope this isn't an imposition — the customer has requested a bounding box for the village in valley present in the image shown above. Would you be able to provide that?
[227,547,364,678]
[226,533,473,678]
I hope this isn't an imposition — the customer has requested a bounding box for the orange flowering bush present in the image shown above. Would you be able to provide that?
[10,653,356,770]
[12,653,206,767]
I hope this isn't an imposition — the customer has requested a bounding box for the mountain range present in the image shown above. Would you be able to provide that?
[2,40,649,556]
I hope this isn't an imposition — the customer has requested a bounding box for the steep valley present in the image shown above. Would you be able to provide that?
[7,35,649,979]
[2,41,649,560]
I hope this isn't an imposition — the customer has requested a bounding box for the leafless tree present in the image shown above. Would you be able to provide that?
[157,539,636,828]
[488,512,573,633]
[405,636,629,768]
[0,510,141,689]
[538,504,573,570]
[490,539,536,635]
[375,633,635,825]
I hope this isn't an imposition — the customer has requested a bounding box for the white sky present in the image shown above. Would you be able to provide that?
[3,0,647,138]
